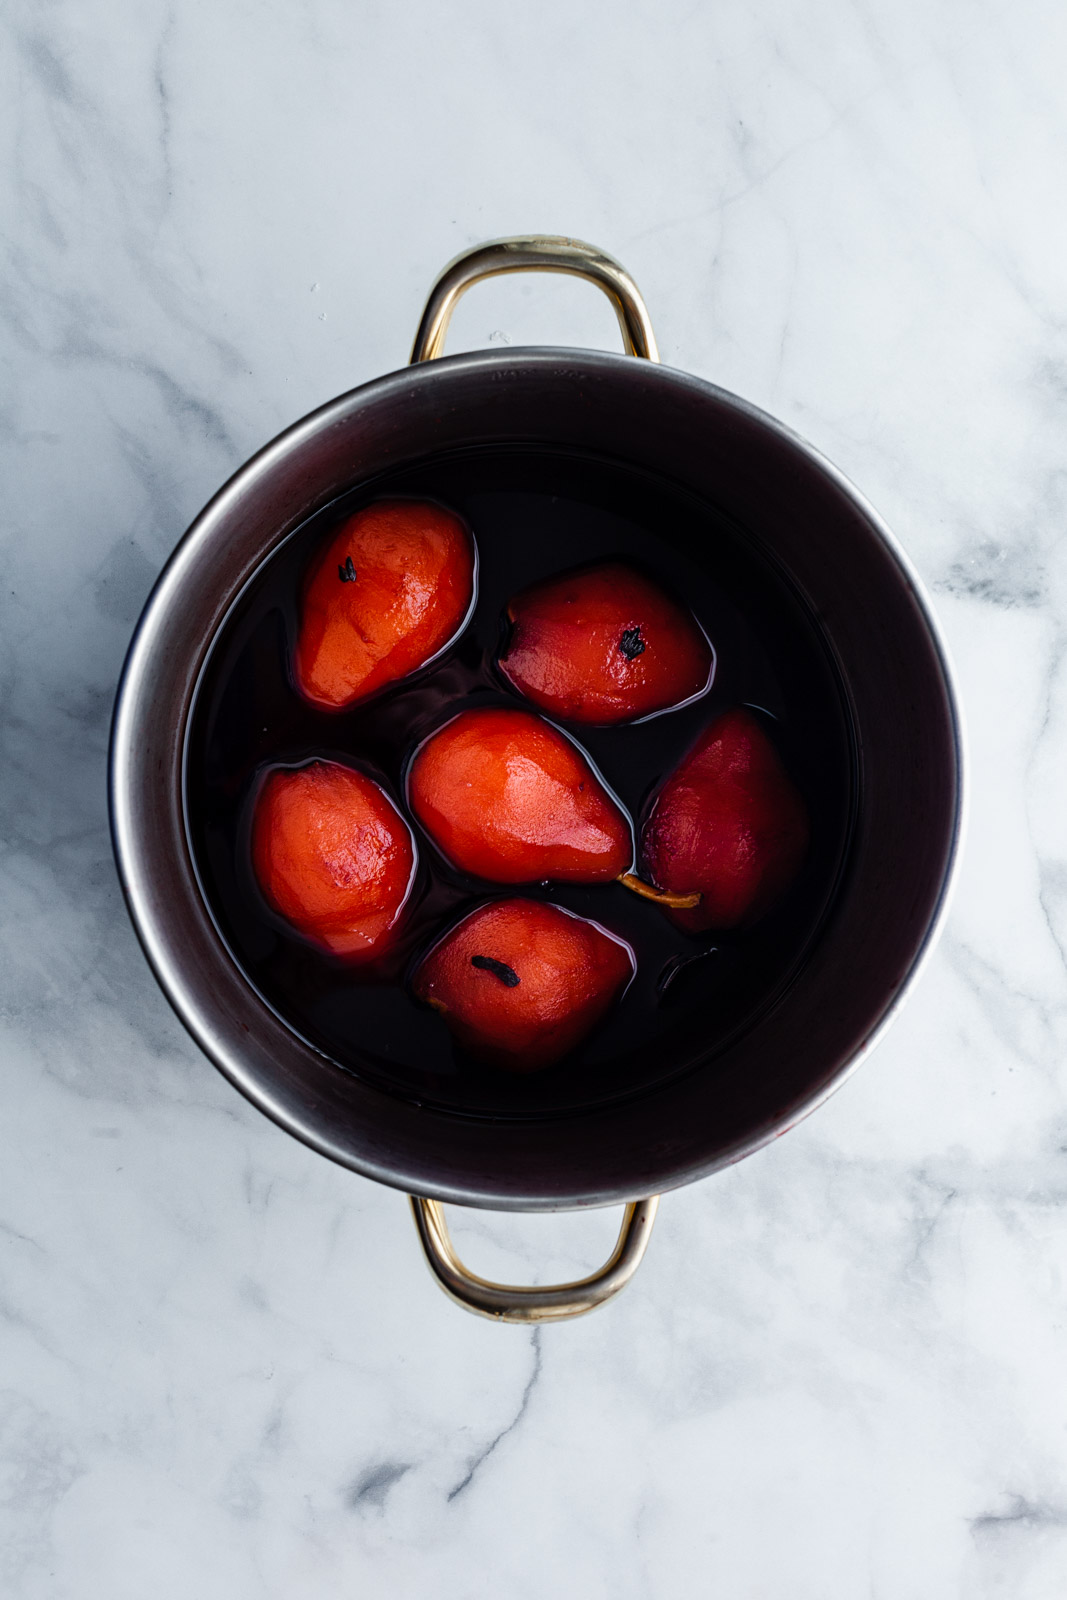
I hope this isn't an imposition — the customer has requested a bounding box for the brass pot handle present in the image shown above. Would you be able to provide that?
[410,1195,659,1323]
[410,235,660,365]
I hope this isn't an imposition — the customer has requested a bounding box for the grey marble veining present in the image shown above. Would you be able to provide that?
[3,1,1067,1595]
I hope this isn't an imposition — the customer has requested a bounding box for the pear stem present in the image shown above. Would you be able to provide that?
[617,872,701,911]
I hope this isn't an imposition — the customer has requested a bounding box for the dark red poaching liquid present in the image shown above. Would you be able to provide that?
[185,446,856,1121]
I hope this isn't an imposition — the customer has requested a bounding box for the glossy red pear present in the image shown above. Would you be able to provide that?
[499,560,713,724]
[294,499,475,709]
[251,760,415,959]
[412,898,635,1070]
[406,706,633,884]
[639,708,809,931]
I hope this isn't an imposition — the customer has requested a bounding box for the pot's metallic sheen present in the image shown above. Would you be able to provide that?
[110,238,964,1320]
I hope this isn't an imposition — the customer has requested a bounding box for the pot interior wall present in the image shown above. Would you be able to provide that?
[112,350,961,1208]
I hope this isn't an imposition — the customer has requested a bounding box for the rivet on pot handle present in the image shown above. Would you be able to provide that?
[410,1196,659,1323]
[409,235,661,365]
[407,237,661,1320]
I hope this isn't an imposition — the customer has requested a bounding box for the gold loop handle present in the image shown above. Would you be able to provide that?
[409,1195,660,1323]
[409,235,660,365]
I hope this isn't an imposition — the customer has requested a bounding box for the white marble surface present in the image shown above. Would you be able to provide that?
[3,1,1067,1594]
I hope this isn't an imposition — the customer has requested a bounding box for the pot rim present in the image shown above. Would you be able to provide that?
[110,346,966,1208]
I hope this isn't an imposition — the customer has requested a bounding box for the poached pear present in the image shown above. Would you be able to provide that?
[294,498,475,709]
[251,760,415,959]
[499,560,713,724]
[406,706,632,884]
[412,897,635,1070]
[639,707,809,931]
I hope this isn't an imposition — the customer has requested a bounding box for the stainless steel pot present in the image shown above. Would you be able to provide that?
[109,238,964,1322]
